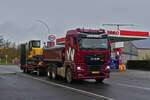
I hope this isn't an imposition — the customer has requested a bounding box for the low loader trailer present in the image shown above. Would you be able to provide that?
[20,41,47,76]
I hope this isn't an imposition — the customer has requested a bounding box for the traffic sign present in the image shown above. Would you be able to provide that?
[47,41,55,47]
[48,35,56,41]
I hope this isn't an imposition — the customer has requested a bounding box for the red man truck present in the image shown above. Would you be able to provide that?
[43,28,111,83]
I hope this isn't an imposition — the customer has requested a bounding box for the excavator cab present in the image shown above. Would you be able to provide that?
[28,40,43,58]
[29,40,40,50]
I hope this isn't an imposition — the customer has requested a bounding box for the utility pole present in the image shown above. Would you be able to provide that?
[36,20,51,47]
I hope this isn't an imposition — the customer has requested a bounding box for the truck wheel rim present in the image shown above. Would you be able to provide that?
[47,71,50,77]
[37,70,40,76]
[52,71,56,79]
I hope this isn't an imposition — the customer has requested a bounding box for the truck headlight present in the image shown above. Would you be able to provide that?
[106,66,110,69]
[77,66,84,70]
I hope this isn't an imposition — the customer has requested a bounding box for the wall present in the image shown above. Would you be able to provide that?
[138,49,150,60]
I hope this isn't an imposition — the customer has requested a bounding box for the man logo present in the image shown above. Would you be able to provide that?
[90,58,100,61]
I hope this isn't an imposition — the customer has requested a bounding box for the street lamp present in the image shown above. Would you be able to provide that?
[36,20,50,34]
[35,20,56,47]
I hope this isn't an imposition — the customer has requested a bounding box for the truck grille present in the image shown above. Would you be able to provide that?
[86,73,104,77]
[84,54,105,71]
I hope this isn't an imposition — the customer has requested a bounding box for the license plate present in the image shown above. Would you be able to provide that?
[92,71,100,74]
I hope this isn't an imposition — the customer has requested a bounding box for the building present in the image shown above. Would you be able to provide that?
[137,48,150,60]
[111,40,150,64]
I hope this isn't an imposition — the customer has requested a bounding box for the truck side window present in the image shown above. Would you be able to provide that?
[67,39,70,47]
[65,38,69,50]
[70,38,74,48]
[73,38,77,50]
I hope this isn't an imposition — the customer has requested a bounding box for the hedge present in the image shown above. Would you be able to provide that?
[127,60,150,70]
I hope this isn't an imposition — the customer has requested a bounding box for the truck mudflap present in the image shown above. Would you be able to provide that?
[74,71,110,79]
[20,65,25,70]
[20,65,47,70]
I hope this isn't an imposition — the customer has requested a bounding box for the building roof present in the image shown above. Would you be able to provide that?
[132,37,150,49]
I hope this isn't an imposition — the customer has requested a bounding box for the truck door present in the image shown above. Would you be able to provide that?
[66,37,75,61]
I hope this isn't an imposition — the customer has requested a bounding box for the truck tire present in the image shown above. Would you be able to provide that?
[23,68,29,73]
[47,67,52,79]
[26,68,30,73]
[23,68,26,73]
[95,78,105,83]
[25,68,28,73]
[52,67,57,80]
[66,68,73,83]
[37,68,43,76]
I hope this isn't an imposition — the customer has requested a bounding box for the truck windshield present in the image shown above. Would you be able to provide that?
[79,38,108,51]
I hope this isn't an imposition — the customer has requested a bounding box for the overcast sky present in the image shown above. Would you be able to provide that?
[0,0,149,47]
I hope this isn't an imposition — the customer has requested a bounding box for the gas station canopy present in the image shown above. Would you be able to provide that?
[107,30,149,42]
[56,30,149,44]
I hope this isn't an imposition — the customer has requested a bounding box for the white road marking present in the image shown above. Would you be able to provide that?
[0,68,16,74]
[117,83,150,91]
[19,74,114,100]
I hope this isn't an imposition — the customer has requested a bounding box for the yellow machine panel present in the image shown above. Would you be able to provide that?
[28,48,43,58]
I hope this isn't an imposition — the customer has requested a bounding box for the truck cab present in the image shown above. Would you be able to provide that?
[57,28,111,83]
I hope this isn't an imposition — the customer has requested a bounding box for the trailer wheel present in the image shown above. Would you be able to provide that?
[23,68,28,73]
[52,67,57,80]
[95,78,105,83]
[47,67,52,79]
[66,68,73,83]
[37,68,43,76]
[23,68,26,73]
[26,68,30,73]
[25,68,29,73]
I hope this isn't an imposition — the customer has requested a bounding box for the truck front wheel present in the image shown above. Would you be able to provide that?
[66,68,73,83]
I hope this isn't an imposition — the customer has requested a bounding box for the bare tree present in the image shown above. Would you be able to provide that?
[0,35,4,48]
[4,40,11,49]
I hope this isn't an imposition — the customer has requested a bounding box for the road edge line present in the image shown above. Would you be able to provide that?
[18,73,114,100]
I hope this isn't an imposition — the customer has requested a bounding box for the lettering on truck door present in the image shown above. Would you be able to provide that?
[66,38,75,61]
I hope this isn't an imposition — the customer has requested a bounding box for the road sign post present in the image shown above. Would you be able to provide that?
[5,55,8,64]
[47,35,56,47]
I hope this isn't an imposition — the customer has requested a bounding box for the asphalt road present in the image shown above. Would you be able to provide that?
[0,65,150,100]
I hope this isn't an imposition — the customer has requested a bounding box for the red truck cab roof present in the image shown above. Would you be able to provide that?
[66,28,105,38]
